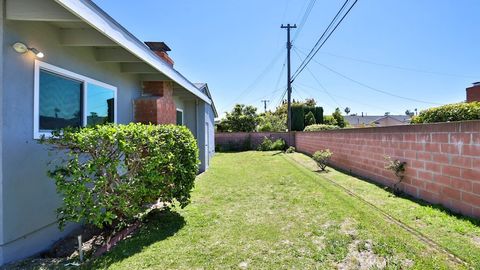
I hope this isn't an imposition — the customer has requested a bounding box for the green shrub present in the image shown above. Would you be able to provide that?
[291,104,305,131]
[257,136,273,151]
[257,137,286,151]
[314,107,324,124]
[41,123,199,231]
[312,149,333,171]
[332,108,347,128]
[323,115,338,126]
[411,102,480,124]
[304,111,316,126]
[304,124,341,131]
[286,146,296,153]
[271,138,286,151]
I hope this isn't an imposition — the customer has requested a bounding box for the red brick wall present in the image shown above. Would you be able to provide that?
[295,121,480,218]
[467,85,480,102]
[134,81,176,124]
[215,132,295,150]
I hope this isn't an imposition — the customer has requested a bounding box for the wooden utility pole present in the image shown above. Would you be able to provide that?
[261,99,269,113]
[281,24,296,131]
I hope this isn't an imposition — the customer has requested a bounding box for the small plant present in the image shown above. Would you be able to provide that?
[384,156,407,193]
[312,149,333,171]
[257,136,273,151]
[286,146,296,153]
[257,137,286,151]
[304,111,316,126]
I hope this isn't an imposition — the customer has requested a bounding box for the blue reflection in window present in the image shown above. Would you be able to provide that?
[87,83,115,126]
[39,70,82,130]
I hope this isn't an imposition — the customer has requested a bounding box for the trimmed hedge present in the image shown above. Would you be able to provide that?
[291,104,305,131]
[314,107,324,124]
[411,102,480,124]
[42,123,199,230]
[304,124,341,131]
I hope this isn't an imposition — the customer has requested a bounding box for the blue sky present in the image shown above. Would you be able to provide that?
[94,0,480,117]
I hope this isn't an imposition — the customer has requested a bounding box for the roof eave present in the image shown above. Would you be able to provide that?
[54,0,211,104]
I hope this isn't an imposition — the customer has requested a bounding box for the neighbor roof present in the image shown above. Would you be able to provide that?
[345,115,411,125]
[195,83,218,117]
[54,0,211,104]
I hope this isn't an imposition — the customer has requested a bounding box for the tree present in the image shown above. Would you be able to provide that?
[405,110,414,117]
[384,112,391,116]
[344,107,351,115]
[218,104,259,132]
[257,112,286,132]
[332,108,347,128]
[304,98,316,107]
[304,111,316,126]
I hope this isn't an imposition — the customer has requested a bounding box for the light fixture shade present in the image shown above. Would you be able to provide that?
[12,42,44,58]
[13,42,28,54]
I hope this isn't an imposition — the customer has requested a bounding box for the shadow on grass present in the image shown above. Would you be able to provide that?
[85,209,185,269]
[327,164,480,227]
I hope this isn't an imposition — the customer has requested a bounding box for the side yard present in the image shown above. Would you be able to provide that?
[85,151,478,269]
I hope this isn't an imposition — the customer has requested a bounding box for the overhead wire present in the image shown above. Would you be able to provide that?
[292,0,359,81]
[295,48,443,106]
[292,0,317,42]
[220,48,284,112]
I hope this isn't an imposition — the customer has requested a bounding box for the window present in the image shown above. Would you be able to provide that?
[176,109,184,125]
[34,60,117,138]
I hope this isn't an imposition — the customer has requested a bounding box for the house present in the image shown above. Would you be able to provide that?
[345,115,411,128]
[0,0,215,265]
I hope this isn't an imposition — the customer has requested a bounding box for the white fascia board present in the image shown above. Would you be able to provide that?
[54,0,211,104]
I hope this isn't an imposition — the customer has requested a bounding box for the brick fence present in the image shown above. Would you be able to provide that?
[295,121,480,218]
[215,132,295,151]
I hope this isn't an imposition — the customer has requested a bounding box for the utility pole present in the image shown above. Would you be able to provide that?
[281,24,296,131]
[261,99,269,113]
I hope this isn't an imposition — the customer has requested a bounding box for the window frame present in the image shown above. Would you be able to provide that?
[34,60,117,139]
[176,108,184,125]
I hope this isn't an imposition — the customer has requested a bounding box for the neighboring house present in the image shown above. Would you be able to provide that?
[345,115,411,128]
[0,0,215,265]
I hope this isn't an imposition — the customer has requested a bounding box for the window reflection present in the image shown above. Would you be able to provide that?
[39,70,82,130]
[87,83,115,126]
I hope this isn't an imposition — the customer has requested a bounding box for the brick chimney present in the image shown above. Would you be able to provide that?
[145,41,174,66]
[466,82,480,102]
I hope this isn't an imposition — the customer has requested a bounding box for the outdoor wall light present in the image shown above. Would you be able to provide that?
[12,42,44,58]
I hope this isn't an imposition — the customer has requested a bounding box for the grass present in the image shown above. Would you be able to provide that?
[84,151,479,269]
[287,152,480,269]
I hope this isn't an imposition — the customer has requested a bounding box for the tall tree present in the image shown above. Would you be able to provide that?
[218,104,259,132]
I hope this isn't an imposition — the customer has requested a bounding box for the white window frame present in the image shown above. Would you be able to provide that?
[176,108,184,125]
[34,60,118,139]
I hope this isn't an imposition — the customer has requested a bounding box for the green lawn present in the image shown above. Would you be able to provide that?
[89,151,479,269]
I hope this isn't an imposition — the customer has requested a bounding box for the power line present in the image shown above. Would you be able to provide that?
[220,48,284,112]
[294,82,398,113]
[292,47,342,108]
[292,0,317,42]
[318,51,478,79]
[295,47,443,106]
[292,0,359,81]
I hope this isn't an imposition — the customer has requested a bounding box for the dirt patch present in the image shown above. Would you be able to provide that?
[340,218,358,237]
[472,236,480,247]
[337,240,387,270]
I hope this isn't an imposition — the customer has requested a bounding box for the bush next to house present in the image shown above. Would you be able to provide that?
[304,124,341,131]
[411,102,480,124]
[312,149,333,171]
[41,123,199,231]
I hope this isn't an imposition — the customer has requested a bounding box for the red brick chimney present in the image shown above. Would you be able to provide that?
[145,41,174,67]
[466,82,480,102]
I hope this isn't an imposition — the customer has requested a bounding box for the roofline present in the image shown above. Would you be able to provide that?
[54,0,211,104]
[196,83,218,117]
